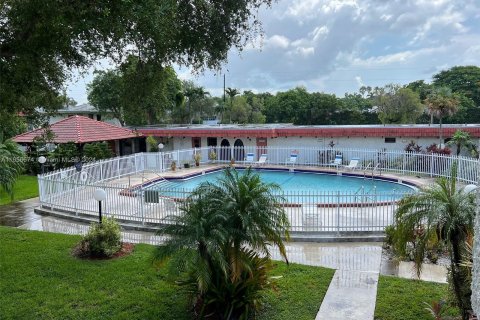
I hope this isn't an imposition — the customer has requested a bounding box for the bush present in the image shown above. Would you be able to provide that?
[79,217,122,258]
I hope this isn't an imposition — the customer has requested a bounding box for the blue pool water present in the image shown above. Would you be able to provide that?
[148,169,414,198]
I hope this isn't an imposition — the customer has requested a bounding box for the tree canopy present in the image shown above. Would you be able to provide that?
[1,0,273,120]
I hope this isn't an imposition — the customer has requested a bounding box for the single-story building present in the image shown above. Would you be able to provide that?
[137,123,480,157]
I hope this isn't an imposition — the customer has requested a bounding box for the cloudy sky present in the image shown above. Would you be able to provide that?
[67,0,480,103]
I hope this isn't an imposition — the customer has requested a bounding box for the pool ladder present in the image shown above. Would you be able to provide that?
[363,162,381,179]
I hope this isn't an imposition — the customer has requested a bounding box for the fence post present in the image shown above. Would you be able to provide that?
[430,153,434,177]
[139,186,145,225]
[336,191,340,235]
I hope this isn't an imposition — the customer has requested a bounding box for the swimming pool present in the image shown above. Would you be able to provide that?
[146,169,415,202]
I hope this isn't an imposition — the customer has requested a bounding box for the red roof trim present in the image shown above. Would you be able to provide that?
[138,127,480,138]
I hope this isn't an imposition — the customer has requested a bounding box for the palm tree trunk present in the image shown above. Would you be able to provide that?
[439,117,443,148]
[451,233,470,320]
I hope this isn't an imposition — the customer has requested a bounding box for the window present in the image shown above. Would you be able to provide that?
[385,137,396,143]
[207,137,217,146]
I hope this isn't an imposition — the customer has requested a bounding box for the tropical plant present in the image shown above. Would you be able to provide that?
[447,130,477,157]
[225,87,240,123]
[0,139,24,200]
[146,136,159,152]
[392,165,475,319]
[156,168,289,318]
[425,87,460,147]
[424,300,451,320]
[78,217,122,258]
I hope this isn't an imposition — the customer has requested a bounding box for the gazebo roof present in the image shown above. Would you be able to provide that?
[14,115,140,144]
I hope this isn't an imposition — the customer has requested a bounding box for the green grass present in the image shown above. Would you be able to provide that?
[0,175,39,205]
[0,226,334,320]
[375,275,460,320]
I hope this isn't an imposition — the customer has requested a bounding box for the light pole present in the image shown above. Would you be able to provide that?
[158,143,164,170]
[38,156,46,174]
[93,188,107,224]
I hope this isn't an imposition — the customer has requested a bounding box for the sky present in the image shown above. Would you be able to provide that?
[66,0,480,104]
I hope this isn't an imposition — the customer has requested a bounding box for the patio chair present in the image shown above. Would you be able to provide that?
[244,152,255,165]
[256,154,268,166]
[288,153,298,166]
[344,157,360,171]
[328,154,343,169]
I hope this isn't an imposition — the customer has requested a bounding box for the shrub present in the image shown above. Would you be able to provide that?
[79,217,122,258]
[384,225,396,246]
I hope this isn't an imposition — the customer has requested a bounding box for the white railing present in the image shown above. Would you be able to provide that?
[37,147,480,234]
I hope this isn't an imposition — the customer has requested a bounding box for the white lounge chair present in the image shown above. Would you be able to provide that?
[289,153,298,166]
[256,154,268,166]
[344,157,360,171]
[328,154,343,169]
[245,152,255,165]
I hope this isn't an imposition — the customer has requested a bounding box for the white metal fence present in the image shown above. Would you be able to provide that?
[37,147,480,234]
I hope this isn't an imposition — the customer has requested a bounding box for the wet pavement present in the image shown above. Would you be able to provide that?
[0,198,42,227]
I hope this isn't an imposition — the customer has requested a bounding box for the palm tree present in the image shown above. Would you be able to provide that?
[225,87,239,123]
[447,130,477,157]
[156,168,289,317]
[425,87,460,147]
[197,168,290,274]
[392,165,475,319]
[0,139,24,200]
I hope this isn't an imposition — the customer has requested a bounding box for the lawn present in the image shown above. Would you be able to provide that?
[0,226,334,320]
[0,175,38,205]
[375,275,460,320]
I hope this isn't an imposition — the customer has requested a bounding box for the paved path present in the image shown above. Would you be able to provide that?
[270,242,383,320]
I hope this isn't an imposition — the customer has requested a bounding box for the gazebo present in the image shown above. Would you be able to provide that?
[14,115,143,155]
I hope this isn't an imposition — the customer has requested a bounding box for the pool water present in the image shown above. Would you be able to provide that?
[148,169,414,196]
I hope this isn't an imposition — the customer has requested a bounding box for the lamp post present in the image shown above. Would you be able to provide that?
[93,188,107,224]
[38,156,46,174]
[158,143,164,170]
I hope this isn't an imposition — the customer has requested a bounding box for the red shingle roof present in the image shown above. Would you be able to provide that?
[14,116,140,144]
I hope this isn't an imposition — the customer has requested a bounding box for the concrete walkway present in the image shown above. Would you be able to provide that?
[271,243,383,320]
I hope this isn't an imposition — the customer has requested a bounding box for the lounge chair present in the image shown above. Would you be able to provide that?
[289,153,298,166]
[328,154,343,169]
[344,157,360,171]
[256,154,268,166]
[244,152,255,165]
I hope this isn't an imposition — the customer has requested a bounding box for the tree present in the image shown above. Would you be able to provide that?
[0,140,24,201]
[88,57,183,125]
[264,87,310,123]
[392,167,475,319]
[446,130,477,157]
[156,168,289,318]
[225,87,240,123]
[2,0,272,122]
[298,92,343,125]
[425,87,460,146]
[87,70,125,126]
[371,84,424,124]
[183,81,210,124]
[433,66,480,107]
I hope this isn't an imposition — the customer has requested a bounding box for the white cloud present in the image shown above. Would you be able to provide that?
[266,35,290,49]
